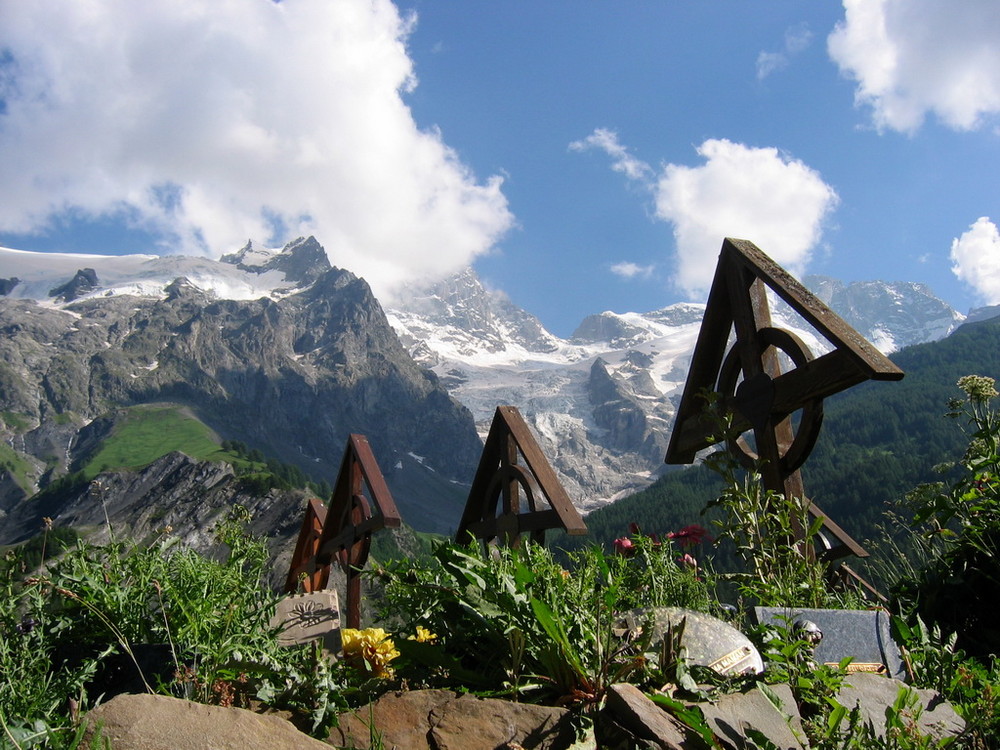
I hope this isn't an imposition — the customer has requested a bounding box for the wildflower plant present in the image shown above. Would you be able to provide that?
[341,627,400,678]
[0,507,348,741]
[892,375,1000,660]
[375,535,713,706]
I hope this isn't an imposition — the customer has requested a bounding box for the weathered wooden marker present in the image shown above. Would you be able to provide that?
[457,405,587,547]
[285,433,401,628]
[665,238,904,567]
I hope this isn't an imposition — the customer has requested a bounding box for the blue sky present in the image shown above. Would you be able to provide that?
[1,1,999,337]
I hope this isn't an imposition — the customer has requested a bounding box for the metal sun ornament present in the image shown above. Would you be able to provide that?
[665,238,904,565]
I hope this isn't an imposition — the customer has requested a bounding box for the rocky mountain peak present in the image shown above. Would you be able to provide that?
[798,275,964,352]
[49,267,99,302]
[221,236,332,287]
[387,267,560,360]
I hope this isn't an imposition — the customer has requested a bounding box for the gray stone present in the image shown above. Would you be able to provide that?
[82,693,330,750]
[836,673,965,742]
[752,607,905,679]
[692,683,807,750]
[627,607,764,676]
[604,683,694,749]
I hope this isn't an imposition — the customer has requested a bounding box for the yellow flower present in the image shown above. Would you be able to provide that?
[341,627,399,678]
[409,625,437,643]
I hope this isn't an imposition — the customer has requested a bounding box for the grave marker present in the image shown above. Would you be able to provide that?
[665,238,904,567]
[284,433,401,629]
[456,405,587,547]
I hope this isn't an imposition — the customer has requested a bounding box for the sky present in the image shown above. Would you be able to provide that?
[1,1,999,338]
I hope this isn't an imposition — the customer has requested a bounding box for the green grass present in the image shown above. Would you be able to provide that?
[0,441,36,491]
[81,405,229,479]
[1,410,33,433]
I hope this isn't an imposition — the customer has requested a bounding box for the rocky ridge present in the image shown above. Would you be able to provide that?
[386,270,966,511]
[0,238,483,543]
[0,238,974,534]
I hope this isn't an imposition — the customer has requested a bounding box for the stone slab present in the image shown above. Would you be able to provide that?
[330,689,458,750]
[430,693,578,750]
[751,607,904,679]
[627,607,764,676]
[836,673,965,742]
[692,683,807,750]
[270,590,341,651]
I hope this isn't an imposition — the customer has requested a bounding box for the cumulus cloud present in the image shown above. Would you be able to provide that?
[828,0,1000,132]
[572,132,838,299]
[609,262,654,280]
[951,217,1000,304]
[0,0,513,298]
[757,23,813,80]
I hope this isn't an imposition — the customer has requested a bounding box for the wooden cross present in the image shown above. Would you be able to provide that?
[456,405,587,547]
[666,238,904,563]
[284,433,401,628]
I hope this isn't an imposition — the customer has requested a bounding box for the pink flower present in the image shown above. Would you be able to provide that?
[613,537,635,555]
[667,524,711,549]
[677,553,698,570]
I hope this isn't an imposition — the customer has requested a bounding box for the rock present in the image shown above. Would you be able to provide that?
[82,693,329,750]
[836,673,965,742]
[626,607,764,676]
[330,690,580,750]
[430,694,578,750]
[330,689,457,750]
[604,683,695,749]
[692,683,806,750]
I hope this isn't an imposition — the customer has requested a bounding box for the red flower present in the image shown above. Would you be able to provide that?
[667,524,711,549]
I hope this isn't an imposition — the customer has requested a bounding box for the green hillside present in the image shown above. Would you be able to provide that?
[571,316,1000,551]
[80,404,229,478]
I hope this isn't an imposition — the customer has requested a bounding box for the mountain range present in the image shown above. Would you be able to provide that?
[387,264,965,510]
[0,237,974,548]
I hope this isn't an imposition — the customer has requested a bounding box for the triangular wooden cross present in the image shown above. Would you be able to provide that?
[284,434,401,628]
[456,405,587,546]
[666,238,904,563]
[284,497,329,594]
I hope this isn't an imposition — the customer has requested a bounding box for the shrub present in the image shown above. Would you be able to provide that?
[0,508,346,743]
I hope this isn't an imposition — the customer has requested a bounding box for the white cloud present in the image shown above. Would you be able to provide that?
[0,0,513,298]
[654,139,838,298]
[569,129,653,182]
[757,23,813,80]
[828,0,1000,133]
[610,262,653,280]
[572,132,837,299]
[950,217,1000,304]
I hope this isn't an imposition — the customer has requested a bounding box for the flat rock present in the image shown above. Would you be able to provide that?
[430,693,578,750]
[836,673,965,742]
[332,690,577,750]
[692,683,806,750]
[752,607,905,679]
[604,683,694,749]
[330,689,457,749]
[82,693,329,750]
